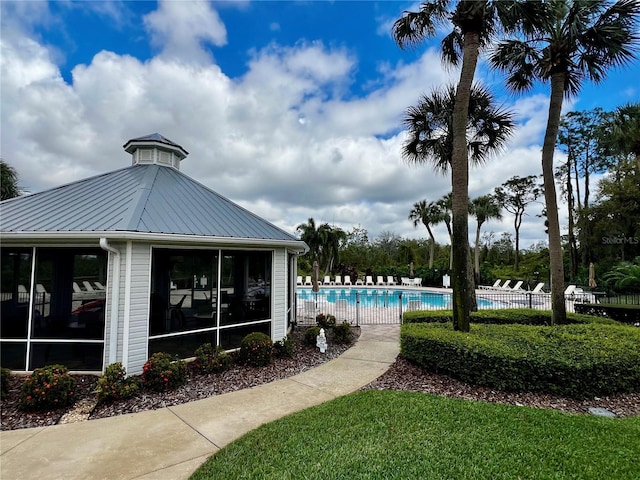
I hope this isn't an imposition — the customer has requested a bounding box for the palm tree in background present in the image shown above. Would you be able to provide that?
[490,0,640,325]
[408,200,444,268]
[394,0,529,330]
[604,102,640,173]
[1,160,21,200]
[470,194,502,283]
[296,218,346,276]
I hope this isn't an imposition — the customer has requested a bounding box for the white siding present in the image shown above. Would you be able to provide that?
[125,243,152,374]
[272,248,287,341]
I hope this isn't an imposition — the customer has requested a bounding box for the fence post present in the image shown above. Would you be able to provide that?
[399,291,403,324]
[356,291,360,327]
[528,292,532,309]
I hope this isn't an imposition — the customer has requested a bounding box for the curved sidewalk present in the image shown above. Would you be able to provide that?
[1,324,400,480]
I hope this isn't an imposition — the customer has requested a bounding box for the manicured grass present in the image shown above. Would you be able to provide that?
[190,390,640,479]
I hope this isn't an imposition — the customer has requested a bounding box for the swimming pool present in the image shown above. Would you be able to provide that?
[297,287,502,309]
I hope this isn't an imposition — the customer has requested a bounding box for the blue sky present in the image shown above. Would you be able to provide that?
[2,0,639,248]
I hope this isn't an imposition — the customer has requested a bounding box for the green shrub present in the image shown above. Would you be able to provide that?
[304,326,321,346]
[142,353,187,392]
[316,313,336,329]
[95,362,140,404]
[403,308,617,326]
[19,364,76,411]
[332,321,352,344]
[401,322,640,399]
[239,332,273,367]
[273,335,295,358]
[1,367,11,400]
[194,344,232,374]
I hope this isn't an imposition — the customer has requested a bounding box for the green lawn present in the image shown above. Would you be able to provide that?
[191,390,640,479]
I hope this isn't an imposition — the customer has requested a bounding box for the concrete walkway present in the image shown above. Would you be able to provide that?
[1,324,400,480]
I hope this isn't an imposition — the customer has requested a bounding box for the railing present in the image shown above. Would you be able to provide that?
[295,289,599,325]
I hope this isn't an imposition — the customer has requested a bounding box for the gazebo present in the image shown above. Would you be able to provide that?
[0,134,307,374]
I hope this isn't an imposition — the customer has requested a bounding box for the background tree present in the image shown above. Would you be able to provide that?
[408,200,443,268]
[602,102,640,173]
[0,160,22,200]
[494,175,542,271]
[470,194,502,283]
[490,0,640,324]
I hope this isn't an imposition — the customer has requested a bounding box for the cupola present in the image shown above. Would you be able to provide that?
[123,133,188,170]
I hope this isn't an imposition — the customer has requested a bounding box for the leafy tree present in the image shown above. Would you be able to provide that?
[0,160,21,200]
[494,175,542,271]
[602,102,640,173]
[296,218,346,275]
[490,0,640,324]
[408,200,443,268]
[603,257,640,292]
[470,194,502,283]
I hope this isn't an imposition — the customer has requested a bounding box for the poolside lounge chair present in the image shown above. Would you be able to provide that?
[413,278,422,287]
[343,275,352,285]
[365,276,374,286]
[376,276,385,286]
[511,280,524,291]
[297,276,303,286]
[94,281,106,290]
[499,280,511,290]
[481,279,502,289]
[304,276,312,286]
[355,277,364,285]
[401,277,411,286]
[73,282,83,293]
[387,276,397,286]
[334,275,342,286]
[323,276,331,285]
[83,281,95,292]
[564,285,576,296]
[531,282,545,293]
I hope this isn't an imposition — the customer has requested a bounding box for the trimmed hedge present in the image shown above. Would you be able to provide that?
[402,308,619,326]
[574,303,640,324]
[401,322,640,399]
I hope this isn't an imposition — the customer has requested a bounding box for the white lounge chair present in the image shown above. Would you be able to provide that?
[401,277,411,286]
[304,276,312,286]
[531,282,545,293]
[564,284,576,296]
[481,279,502,290]
[355,277,364,285]
[365,276,374,286]
[511,280,524,291]
[36,284,48,294]
[83,281,95,292]
[73,282,83,293]
[413,278,422,287]
[499,280,511,290]
[297,276,303,286]
[343,275,352,285]
[376,276,386,286]
[334,275,342,286]
[387,276,397,286]
[94,281,106,290]
[323,275,331,285]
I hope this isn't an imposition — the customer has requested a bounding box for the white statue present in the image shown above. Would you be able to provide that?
[316,328,327,353]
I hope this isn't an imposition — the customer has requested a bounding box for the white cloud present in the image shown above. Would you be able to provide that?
[1,1,578,250]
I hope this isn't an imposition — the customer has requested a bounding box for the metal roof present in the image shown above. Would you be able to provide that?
[0,164,301,243]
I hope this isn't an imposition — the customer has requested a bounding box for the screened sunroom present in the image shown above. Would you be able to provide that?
[0,134,307,374]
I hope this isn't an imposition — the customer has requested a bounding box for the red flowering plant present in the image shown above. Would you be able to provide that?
[19,364,76,411]
[141,353,187,392]
[95,362,140,404]
[239,332,273,367]
[193,344,232,374]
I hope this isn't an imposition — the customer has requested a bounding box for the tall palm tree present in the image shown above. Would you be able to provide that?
[437,193,454,270]
[605,102,640,173]
[470,194,502,283]
[394,0,528,331]
[317,224,347,276]
[296,218,321,263]
[408,200,443,268]
[490,0,640,325]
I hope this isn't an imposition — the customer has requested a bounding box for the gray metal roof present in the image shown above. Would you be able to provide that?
[0,164,300,243]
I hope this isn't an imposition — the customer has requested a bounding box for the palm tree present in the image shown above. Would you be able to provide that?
[436,193,454,270]
[490,0,640,325]
[296,218,321,263]
[470,194,502,283]
[408,200,443,268]
[605,102,640,173]
[317,224,347,276]
[0,160,21,200]
[394,0,527,330]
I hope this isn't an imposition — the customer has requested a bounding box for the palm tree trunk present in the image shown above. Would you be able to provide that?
[474,222,482,284]
[451,31,479,332]
[427,226,436,269]
[542,72,567,325]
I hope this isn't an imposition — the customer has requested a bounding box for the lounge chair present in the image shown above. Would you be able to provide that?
[401,277,411,286]
[387,276,397,286]
[334,275,342,286]
[297,276,303,286]
[94,281,106,290]
[511,280,524,291]
[376,276,386,286]
[499,280,511,290]
[73,282,83,293]
[343,275,352,285]
[36,284,48,294]
[531,282,545,293]
[83,281,95,292]
[304,276,312,286]
[564,284,576,296]
[413,278,422,287]
[480,279,502,290]
[365,276,374,286]
[323,276,331,285]
[355,277,364,285]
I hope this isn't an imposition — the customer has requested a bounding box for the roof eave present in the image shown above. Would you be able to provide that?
[0,231,309,253]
